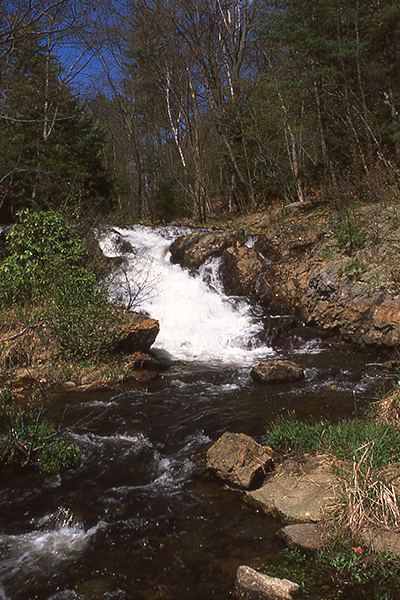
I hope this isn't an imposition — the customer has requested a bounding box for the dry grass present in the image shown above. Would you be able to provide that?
[328,439,400,539]
[378,387,400,427]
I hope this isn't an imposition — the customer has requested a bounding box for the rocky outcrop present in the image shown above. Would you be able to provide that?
[206,432,277,489]
[221,243,273,298]
[250,360,304,384]
[234,566,300,600]
[169,230,239,270]
[169,205,400,350]
[113,312,160,353]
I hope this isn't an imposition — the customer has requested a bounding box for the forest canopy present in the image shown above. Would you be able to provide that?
[1,0,399,223]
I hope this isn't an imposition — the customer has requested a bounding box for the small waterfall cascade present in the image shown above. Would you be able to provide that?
[99,225,274,365]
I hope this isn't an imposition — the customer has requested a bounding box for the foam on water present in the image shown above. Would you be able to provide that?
[0,511,102,597]
[99,226,274,365]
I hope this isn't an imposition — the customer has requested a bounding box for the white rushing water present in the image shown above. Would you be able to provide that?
[99,225,274,365]
[0,509,102,600]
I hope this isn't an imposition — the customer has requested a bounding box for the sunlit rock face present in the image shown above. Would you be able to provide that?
[206,432,278,490]
[250,359,304,384]
[113,313,160,354]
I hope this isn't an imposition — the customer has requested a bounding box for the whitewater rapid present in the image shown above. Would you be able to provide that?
[99,225,273,365]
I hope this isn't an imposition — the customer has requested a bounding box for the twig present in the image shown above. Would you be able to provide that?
[0,323,43,343]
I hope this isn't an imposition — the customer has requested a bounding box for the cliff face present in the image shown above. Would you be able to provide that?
[170,202,400,350]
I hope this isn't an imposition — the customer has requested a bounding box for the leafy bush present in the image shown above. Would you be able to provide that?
[43,263,124,357]
[0,210,85,306]
[0,387,79,473]
[0,209,124,358]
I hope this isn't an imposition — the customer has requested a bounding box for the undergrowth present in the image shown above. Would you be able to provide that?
[266,387,400,598]
[0,210,125,359]
[0,386,79,474]
[267,405,400,468]
[265,546,400,599]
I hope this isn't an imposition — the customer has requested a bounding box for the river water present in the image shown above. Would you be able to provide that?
[0,226,385,600]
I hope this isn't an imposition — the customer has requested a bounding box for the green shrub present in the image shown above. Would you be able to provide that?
[333,209,366,253]
[0,209,124,358]
[40,439,80,474]
[0,387,80,473]
[43,269,124,358]
[0,210,85,306]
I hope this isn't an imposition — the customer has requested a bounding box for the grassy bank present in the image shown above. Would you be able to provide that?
[0,210,130,473]
[264,384,400,599]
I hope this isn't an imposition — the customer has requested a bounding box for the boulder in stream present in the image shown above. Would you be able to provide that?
[250,360,304,384]
[113,312,160,354]
[234,565,300,600]
[169,230,239,269]
[206,432,278,489]
[244,456,341,523]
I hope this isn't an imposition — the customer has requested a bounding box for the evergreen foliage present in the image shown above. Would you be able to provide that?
[0,36,115,221]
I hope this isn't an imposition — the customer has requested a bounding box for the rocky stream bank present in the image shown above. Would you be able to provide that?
[2,203,400,598]
[170,201,400,353]
[168,201,400,598]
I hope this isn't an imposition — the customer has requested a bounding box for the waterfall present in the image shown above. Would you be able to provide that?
[99,225,273,365]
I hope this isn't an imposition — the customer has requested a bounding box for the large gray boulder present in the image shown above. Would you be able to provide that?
[245,457,341,523]
[206,432,278,489]
[250,360,304,384]
[234,566,300,600]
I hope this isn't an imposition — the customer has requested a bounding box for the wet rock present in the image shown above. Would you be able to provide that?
[277,523,327,552]
[234,565,300,600]
[169,230,238,269]
[206,432,278,489]
[244,458,341,523]
[76,577,117,599]
[114,313,159,353]
[221,243,272,298]
[124,351,164,371]
[250,360,304,384]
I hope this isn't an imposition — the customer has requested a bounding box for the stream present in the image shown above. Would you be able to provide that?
[0,226,385,600]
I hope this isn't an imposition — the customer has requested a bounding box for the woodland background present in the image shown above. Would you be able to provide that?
[1,0,400,224]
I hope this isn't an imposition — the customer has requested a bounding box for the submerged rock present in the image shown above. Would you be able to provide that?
[234,565,300,600]
[206,432,278,489]
[250,360,304,384]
